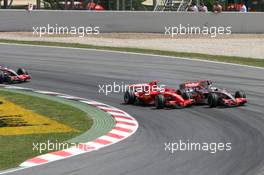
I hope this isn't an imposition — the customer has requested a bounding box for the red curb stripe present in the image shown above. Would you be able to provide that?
[116,121,136,126]
[76,144,95,151]
[106,132,125,139]
[93,138,112,145]
[27,157,49,164]
[51,150,73,157]
[112,115,133,121]
[113,126,133,133]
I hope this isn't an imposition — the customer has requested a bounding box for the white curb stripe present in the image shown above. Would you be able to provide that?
[63,147,87,155]
[38,154,63,161]
[19,162,38,167]
[97,106,124,112]
[115,124,137,130]
[4,86,30,90]
[107,111,129,117]
[86,142,106,148]
[99,135,121,143]
[113,117,136,123]
[109,130,130,137]
[79,100,107,106]
[34,91,61,95]
[116,121,137,126]
[110,129,132,136]
[57,95,84,100]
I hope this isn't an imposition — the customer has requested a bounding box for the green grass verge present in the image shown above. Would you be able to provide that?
[0,90,92,170]
[0,39,263,68]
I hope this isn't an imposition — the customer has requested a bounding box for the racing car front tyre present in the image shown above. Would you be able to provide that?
[155,94,165,109]
[235,91,246,98]
[208,93,218,108]
[124,91,135,104]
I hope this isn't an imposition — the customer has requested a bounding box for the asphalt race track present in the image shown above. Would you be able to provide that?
[1,44,264,175]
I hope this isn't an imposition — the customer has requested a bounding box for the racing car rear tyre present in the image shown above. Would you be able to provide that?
[208,93,218,108]
[124,90,136,104]
[177,89,190,100]
[155,94,165,109]
[0,71,4,83]
[235,91,246,98]
[17,68,28,75]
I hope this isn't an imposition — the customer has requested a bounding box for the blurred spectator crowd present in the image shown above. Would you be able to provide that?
[187,0,248,12]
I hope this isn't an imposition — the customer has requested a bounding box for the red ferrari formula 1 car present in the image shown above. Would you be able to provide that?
[179,80,247,107]
[0,66,31,84]
[124,80,194,109]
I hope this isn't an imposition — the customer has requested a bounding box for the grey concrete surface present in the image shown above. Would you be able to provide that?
[0,44,264,175]
[0,10,264,33]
